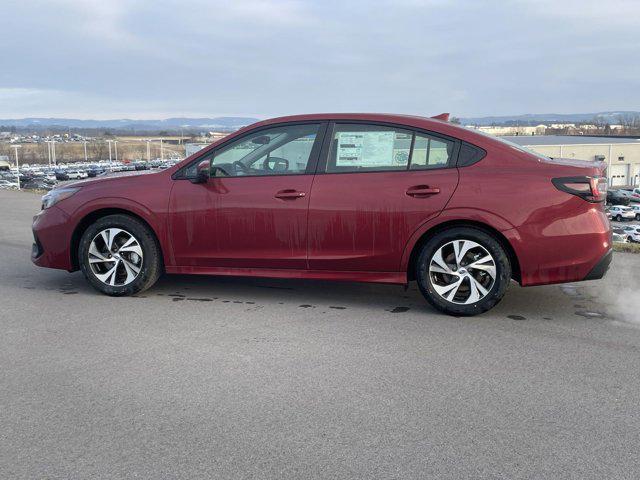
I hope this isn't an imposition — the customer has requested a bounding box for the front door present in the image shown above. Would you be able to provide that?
[168,122,326,269]
[307,123,460,272]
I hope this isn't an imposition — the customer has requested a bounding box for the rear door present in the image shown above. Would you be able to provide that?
[307,122,459,272]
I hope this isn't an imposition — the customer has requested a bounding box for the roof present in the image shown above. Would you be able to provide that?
[239,113,502,150]
[504,135,640,146]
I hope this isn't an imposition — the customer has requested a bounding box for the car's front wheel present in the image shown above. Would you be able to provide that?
[415,227,511,316]
[78,214,162,296]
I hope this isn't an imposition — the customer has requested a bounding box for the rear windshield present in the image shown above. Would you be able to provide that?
[460,126,550,160]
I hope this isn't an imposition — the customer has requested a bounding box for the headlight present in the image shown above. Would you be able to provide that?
[41,187,81,210]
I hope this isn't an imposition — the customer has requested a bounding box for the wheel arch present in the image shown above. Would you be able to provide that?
[405,219,521,284]
[70,208,164,271]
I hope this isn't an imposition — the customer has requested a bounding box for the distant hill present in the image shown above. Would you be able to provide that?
[459,111,640,126]
[0,117,259,131]
[2,111,639,130]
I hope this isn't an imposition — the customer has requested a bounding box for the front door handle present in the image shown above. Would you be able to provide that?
[275,189,307,200]
[406,185,440,198]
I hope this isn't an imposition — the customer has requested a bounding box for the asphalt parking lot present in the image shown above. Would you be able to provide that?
[1,189,640,479]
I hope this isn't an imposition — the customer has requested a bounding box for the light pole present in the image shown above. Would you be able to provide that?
[47,141,52,167]
[160,138,164,161]
[49,140,56,166]
[83,141,88,162]
[146,139,151,162]
[114,140,118,162]
[107,140,113,162]
[11,145,21,190]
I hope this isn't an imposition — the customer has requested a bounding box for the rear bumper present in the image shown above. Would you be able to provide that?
[583,248,613,281]
[514,205,613,286]
[31,206,74,271]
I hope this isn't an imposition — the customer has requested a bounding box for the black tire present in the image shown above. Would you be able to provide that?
[78,214,162,296]
[415,227,511,316]
[616,215,622,221]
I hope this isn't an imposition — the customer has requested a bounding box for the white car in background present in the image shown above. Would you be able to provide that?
[609,205,636,221]
[630,204,640,220]
[0,179,19,189]
[622,225,640,242]
[66,170,87,180]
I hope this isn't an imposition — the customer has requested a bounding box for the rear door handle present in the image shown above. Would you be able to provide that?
[406,185,440,198]
[275,189,307,200]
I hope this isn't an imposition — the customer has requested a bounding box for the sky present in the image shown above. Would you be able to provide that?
[1,0,639,119]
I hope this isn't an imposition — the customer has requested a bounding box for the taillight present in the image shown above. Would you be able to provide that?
[552,176,607,203]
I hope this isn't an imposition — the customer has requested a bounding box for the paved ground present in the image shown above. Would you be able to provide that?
[1,189,640,479]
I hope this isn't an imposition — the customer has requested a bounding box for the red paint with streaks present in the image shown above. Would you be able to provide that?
[32,113,611,288]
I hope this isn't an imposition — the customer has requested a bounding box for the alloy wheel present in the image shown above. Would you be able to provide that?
[88,228,143,286]
[428,239,496,305]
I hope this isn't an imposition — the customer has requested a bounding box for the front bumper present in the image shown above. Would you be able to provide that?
[31,206,74,271]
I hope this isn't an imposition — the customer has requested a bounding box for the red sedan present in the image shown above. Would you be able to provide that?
[32,113,612,316]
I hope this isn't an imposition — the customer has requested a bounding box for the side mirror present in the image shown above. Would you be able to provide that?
[191,160,210,184]
[251,135,271,145]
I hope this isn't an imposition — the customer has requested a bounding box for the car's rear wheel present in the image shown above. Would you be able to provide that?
[78,214,162,296]
[416,227,511,316]
[616,214,622,221]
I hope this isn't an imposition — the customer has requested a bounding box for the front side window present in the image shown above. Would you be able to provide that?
[326,124,453,173]
[186,123,322,178]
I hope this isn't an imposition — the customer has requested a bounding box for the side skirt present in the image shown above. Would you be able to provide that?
[165,266,407,285]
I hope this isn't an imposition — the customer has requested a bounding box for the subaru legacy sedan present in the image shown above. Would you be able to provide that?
[32,113,612,316]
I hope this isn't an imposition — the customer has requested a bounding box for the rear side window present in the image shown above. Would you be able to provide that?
[325,124,454,173]
[456,142,486,167]
[410,133,454,170]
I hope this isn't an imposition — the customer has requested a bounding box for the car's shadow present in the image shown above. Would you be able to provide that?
[23,263,582,322]
[142,273,574,321]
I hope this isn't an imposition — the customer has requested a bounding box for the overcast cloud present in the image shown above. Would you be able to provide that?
[1,0,639,119]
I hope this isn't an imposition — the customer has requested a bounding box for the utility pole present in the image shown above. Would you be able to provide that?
[11,145,21,190]
[51,140,56,166]
[160,138,164,161]
[146,140,151,162]
[107,140,112,162]
[114,141,118,162]
[83,141,88,162]
[47,141,52,167]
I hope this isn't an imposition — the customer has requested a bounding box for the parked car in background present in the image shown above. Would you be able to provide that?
[66,170,88,180]
[616,189,638,203]
[0,179,19,189]
[22,179,56,191]
[607,189,631,206]
[55,170,69,181]
[622,225,640,242]
[629,204,640,220]
[605,207,612,220]
[621,187,640,202]
[87,168,106,178]
[609,205,636,221]
[32,113,612,316]
[612,228,630,243]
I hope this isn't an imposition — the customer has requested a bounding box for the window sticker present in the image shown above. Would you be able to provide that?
[336,131,396,167]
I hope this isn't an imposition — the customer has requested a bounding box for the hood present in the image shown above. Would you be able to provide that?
[61,170,159,189]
